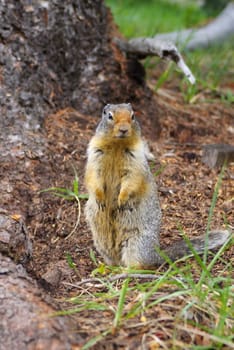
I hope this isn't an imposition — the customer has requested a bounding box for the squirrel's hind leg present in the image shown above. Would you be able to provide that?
[120,235,163,268]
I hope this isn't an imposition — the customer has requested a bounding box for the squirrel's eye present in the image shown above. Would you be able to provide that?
[131,113,135,120]
[108,112,113,120]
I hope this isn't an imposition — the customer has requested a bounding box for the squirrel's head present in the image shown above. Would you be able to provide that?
[97,103,140,139]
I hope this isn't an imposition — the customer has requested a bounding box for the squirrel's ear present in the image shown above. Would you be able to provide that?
[103,105,108,115]
[127,103,132,108]
[103,104,110,115]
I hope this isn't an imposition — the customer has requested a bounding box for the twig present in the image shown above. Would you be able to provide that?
[176,324,234,349]
[62,273,162,288]
[63,278,103,287]
[109,273,160,282]
[65,195,81,240]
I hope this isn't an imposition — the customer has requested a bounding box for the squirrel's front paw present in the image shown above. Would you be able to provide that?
[118,190,129,208]
[95,188,105,208]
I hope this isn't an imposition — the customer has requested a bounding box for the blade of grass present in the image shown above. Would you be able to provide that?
[206,234,232,273]
[44,193,76,200]
[155,62,174,91]
[64,193,81,240]
[71,165,79,196]
[40,187,72,194]
[214,284,233,337]
[147,289,191,309]
[113,278,129,329]
[89,249,98,266]
[180,232,210,276]
[204,160,227,264]
[78,193,89,199]
[81,330,111,350]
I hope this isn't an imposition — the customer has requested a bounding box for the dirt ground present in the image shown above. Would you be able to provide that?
[27,78,233,277]
[1,71,233,349]
[19,75,232,346]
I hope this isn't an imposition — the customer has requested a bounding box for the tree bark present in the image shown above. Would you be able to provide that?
[0,0,161,117]
[0,253,79,350]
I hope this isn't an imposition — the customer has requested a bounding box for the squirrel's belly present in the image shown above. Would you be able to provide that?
[85,197,141,264]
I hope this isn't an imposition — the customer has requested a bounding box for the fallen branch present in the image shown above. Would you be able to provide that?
[62,273,186,288]
[115,3,234,84]
[115,37,196,84]
[63,273,160,287]
[149,2,234,51]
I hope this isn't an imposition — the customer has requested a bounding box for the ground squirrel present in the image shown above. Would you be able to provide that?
[85,103,230,268]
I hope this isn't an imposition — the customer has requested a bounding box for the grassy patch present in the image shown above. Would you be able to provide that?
[178,40,234,103]
[61,246,233,349]
[105,0,207,38]
[58,166,233,349]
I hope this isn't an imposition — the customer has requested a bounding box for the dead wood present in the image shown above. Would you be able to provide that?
[202,144,234,168]
[115,37,195,83]
[63,273,161,287]
[150,2,234,50]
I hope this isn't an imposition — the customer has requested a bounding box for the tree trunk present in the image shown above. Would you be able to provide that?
[0,0,161,117]
[0,254,77,350]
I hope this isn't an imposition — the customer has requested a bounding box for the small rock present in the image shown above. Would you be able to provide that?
[41,266,62,288]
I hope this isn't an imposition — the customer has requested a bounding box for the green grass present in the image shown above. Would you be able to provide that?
[105,0,208,38]
[178,40,234,103]
[105,0,234,103]
[40,166,88,201]
[57,165,233,350]
[61,241,233,349]
[40,166,88,239]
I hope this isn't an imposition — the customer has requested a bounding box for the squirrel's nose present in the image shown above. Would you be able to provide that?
[119,126,129,135]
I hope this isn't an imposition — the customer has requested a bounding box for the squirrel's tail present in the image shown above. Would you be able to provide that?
[162,230,231,262]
